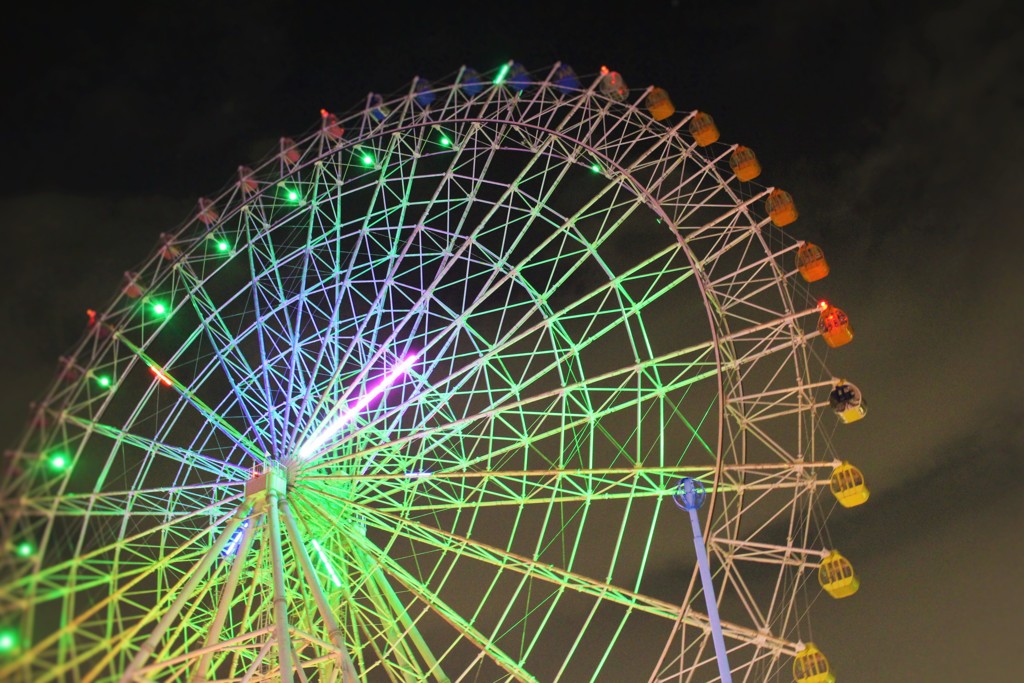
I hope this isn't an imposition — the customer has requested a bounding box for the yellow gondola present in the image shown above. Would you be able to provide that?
[819,550,860,598]
[830,462,869,507]
[793,643,836,683]
[829,380,867,423]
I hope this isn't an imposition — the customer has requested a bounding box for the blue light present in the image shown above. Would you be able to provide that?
[221,520,250,558]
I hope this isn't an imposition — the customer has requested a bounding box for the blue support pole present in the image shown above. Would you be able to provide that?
[675,477,733,683]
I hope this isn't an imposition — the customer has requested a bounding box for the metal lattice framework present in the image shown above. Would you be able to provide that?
[0,61,858,682]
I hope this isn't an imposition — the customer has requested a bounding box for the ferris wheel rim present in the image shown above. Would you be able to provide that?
[1,60,853,683]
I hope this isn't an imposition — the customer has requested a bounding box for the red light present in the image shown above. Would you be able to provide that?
[818,300,829,311]
[149,365,173,387]
[600,65,609,75]
[86,309,97,326]
[320,108,329,118]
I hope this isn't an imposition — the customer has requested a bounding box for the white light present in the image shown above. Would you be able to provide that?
[297,354,417,460]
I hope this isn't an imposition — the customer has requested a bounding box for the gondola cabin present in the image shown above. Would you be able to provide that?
[817,302,853,348]
[688,111,720,147]
[793,643,835,683]
[196,198,219,225]
[819,550,860,598]
[796,242,830,282]
[552,64,581,95]
[599,66,629,101]
[279,137,301,165]
[507,62,533,92]
[829,380,867,423]
[645,87,675,121]
[766,189,798,226]
[830,462,869,507]
[460,68,484,96]
[413,78,436,107]
[159,232,181,261]
[368,94,390,122]
[729,145,762,181]
[237,166,258,195]
[320,109,344,140]
[122,272,144,299]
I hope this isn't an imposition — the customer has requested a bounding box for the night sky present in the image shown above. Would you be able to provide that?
[2,0,1022,680]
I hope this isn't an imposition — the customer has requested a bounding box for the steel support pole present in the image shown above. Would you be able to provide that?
[267,490,294,683]
[680,478,732,683]
[279,499,359,683]
[192,515,256,682]
[359,549,451,683]
[120,506,247,682]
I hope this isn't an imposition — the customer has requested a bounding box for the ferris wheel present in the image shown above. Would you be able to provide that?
[0,60,871,682]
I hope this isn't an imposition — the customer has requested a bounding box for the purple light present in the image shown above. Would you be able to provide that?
[297,353,417,460]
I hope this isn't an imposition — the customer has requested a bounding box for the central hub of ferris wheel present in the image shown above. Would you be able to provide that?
[244,463,288,509]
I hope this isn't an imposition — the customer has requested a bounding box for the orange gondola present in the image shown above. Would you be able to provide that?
[796,242,829,282]
[766,188,798,226]
[729,145,762,181]
[645,87,675,121]
[817,302,853,348]
[688,111,720,146]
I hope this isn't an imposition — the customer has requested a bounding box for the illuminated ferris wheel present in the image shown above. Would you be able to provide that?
[0,60,870,682]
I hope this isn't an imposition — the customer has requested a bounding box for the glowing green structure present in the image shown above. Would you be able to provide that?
[0,61,863,682]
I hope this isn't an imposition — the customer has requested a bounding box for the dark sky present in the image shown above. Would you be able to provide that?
[2,0,1022,680]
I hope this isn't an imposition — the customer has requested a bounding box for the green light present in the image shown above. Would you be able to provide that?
[591,163,601,173]
[361,153,374,166]
[311,539,342,588]
[217,240,230,252]
[287,190,299,202]
[494,63,510,85]
[96,375,112,388]
[439,135,451,147]
[15,542,33,558]
[48,452,69,472]
[0,630,17,653]
[151,302,167,316]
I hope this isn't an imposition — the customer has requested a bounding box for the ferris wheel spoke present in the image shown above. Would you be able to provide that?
[98,509,250,683]
[108,331,267,464]
[61,413,249,480]
[288,494,453,682]
[129,626,274,682]
[311,339,722,478]
[277,498,360,682]
[320,304,820,482]
[342,461,834,514]
[349,542,453,683]
[295,114,680,463]
[2,492,243,600]
[0,501,246,683]
[190,513,257,683]
[175,262,275,455]
[347,531,543,683]
[281,221,373,463]
[239,208,295,452]
[355,504,788,658]
[281,141,434,454]
[9,481,241,518]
